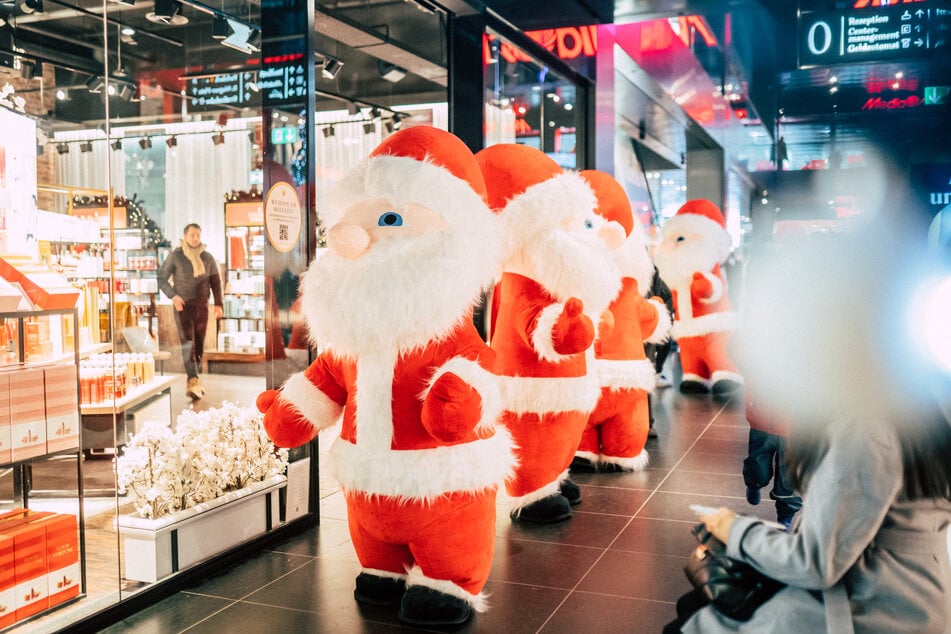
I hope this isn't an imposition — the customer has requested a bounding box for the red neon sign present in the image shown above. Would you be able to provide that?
[865,78,920,93]
[861,95,922,109]
[483,26,598,65]
[853,0,924,7]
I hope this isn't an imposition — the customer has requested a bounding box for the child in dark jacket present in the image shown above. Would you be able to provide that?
[743,391,802,529]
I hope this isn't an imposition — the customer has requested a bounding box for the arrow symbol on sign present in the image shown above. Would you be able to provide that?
[915,38,924,46]
[916,9,925,19]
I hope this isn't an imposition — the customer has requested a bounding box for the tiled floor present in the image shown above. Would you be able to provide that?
[97,366,782,633]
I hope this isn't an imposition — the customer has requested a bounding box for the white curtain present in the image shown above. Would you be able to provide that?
[54,130,127,210]
[163,122,251,262]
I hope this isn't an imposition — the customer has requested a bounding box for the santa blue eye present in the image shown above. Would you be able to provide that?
[676,235,686,242]
[584,219,594,229]
[378,212,403,227]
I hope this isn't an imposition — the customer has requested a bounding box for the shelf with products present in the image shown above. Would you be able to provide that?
[221,201,265,356]
[0,308,86,629]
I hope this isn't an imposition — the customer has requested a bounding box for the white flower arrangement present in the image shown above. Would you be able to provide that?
[117,402,289,519]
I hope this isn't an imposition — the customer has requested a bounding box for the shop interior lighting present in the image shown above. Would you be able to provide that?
[212,131,225,145]
[117,82,136,101]
[221,19,255,54]
[22,0,42,13]
[247,81,260,93]
[384,119,395,134]
[55,88,68,100]
[147,0,186,25]
[322,125,335,138]
[362,121,376,135]
[246,28,261,51]
[369,107,381,119]
[79,140,92,153]
[85,75,105,93]
[111,139,123,151]
[19,59,37,80]
[56,142,69,155]
[321,58,344,80]
[346,101,360,116]
[211,15,232,40]
[166,135,177,148]
[377,60,407,83]
[139,137,152,149]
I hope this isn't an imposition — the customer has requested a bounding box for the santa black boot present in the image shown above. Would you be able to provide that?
[399,585,472,626]
[353,572,406,606]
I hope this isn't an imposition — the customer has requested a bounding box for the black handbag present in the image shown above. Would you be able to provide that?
[683,523,785,621]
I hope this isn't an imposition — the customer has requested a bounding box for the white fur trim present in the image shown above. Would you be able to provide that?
[701,271,725,303]
[531,302,575,363]
[712,370,744,385]
[354,351,399,453]
[662,213,731,263]
[423,357,502,434]
[498,374,600,414]
[599,448,649,472]
[645,298,672,344]
[405,565,488,613]
[574,450,599,463]
[682,373,711,387]
[593,359,655,391]
[279,372,343,431]
[329,428,516,501]
[612,232,655,292]
[363,568,407,581]
[506,468,569,513]
[671,311,738,339]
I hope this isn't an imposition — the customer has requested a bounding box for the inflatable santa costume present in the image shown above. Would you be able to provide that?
[573,170,671,472]
[654,199,743,396]
[475,144,624,523]
[256,127,515,627]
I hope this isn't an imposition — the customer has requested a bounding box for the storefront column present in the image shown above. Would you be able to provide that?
[448,9,486,152]
[260,0,320,518]
[686,147,726,213]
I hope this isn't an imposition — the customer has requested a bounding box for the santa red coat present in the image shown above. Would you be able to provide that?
[579,277,670,469]
[270,320,513,608]
[669,262,741,384]
[491,272,600,507]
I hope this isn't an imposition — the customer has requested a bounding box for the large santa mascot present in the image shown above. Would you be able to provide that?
[573,170,671,472]
[255,127,515,627]
[654,199,743,396]
[475,144,625,523]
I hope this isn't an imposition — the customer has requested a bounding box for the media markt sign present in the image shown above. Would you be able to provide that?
[264,182,303,253]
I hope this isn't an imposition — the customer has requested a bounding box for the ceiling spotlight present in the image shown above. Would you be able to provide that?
[79,140,93,153]
[362,121,376,135]
[22,0,42,13]
[111,139,123,151]
[321,58,344,80]
[166,135,177,148]
[221,19,253,54]
[117,82,136,101]
[322,125,335,138]
[146,0,187,25]
[369,107,381,120]
[85,75,105,93]
[56,88,68,100]
[139,137,152,150]
[248,81,261,93]
[56,143,69,155]
[121,26,136,36]
[390,112,409,131]
[377,60,407,83]
[829,85,839,94]
[212,15,232,39]
[346,101,360,116]
[384,119,395,134]
[19,59,38,80]
[212,132,225,145]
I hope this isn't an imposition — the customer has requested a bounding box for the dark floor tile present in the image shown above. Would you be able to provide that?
[267,517,351,557]
[98,592,233,634]
[636,490,749,523]
[700,423,751,442]
[461,580,570,634]
[541,592,676,634]
[689,437,750,456]
[677,450,745,475]
[488,537,603,588]
[182,551,314,599]
[611,517,700,558]
[571,466,672,490]
[241,557,366,614]
[659,470,748,497]
[576,550,694,602]
[496,508,632,549]
[184,600,412,633]
[574,484,652,516]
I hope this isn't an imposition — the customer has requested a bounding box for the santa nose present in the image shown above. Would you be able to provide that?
[328,223,372,259]
[598,221,626,250]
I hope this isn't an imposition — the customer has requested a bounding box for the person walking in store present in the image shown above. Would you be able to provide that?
[157,223,224,400]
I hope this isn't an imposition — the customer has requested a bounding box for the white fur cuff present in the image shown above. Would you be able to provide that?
[280,372,344,431]
[531,302,575,363]
[405,566,488,612]
[645,298,672,344]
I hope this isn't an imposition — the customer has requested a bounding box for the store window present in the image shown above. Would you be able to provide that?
[484,29,584,169]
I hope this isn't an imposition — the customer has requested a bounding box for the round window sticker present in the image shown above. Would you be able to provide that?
[264,181,303,253]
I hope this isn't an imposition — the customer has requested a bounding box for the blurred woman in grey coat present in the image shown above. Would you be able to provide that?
[666,225,951,633]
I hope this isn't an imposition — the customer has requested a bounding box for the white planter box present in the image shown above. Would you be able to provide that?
[117,474,287,583]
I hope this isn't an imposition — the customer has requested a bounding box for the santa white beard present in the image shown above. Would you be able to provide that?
[611,233,655,295]
[508,229,621,319]
[300,223,499,357]
[654,240,721,288]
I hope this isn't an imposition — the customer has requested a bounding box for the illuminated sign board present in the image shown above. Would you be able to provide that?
[257,62,307,104]
[187,59,306,110]
[270,126,299,144]
[189,72,256,108]
[799,4,950,66]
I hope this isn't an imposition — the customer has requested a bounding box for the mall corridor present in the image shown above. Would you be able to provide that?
[98,371,781,633]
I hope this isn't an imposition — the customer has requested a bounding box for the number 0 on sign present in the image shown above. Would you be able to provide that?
[264,181,303,253]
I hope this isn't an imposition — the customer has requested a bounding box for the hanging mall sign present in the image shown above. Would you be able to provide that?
[799,2,951,67]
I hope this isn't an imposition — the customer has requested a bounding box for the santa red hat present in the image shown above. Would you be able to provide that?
[579,170,634,237]
[324,126,490,227]
[664,198,731,261]
[371,126,487,203]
